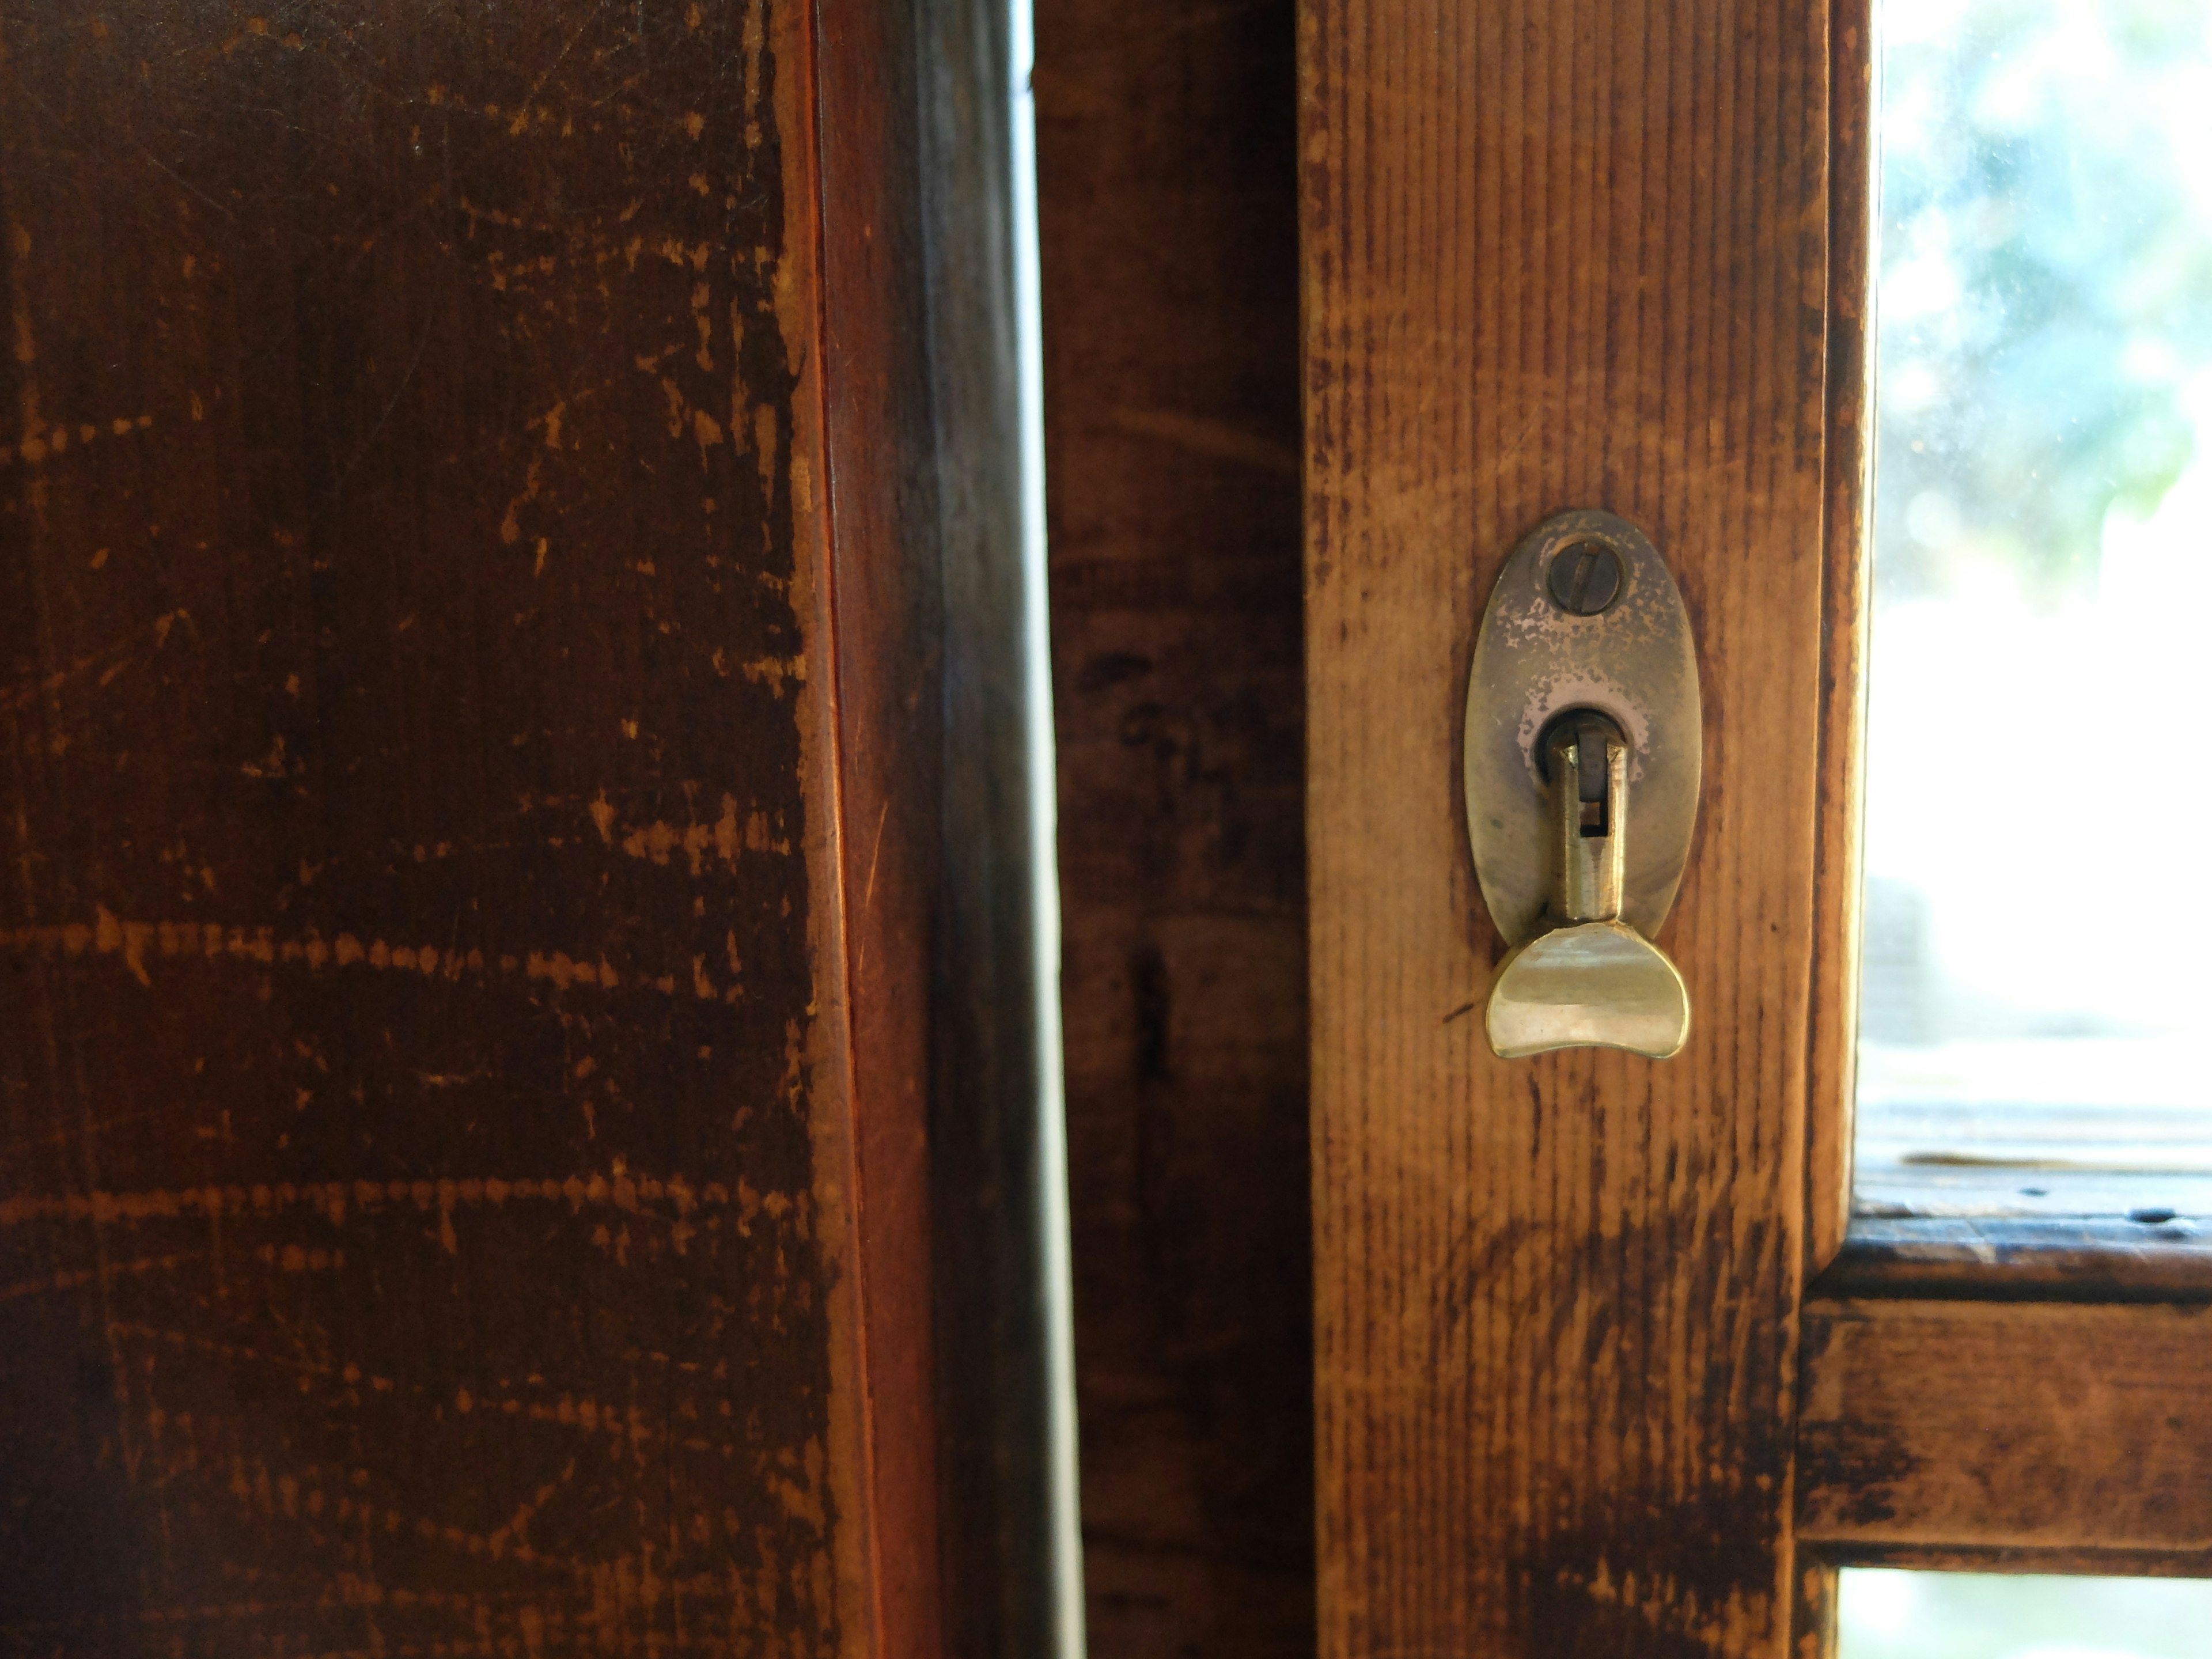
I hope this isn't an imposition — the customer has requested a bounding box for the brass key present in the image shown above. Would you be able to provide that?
[1484,710,1691,1060]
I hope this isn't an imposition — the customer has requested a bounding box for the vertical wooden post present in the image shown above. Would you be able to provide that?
[1301,0,1834,1651]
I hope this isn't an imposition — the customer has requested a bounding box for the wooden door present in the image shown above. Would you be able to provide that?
[0,1,1063,1656]
[1301,0,2212,1654]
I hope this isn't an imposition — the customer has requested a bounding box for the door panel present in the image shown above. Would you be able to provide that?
[0,0,970,1652]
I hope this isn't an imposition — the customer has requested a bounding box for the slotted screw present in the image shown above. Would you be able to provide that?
[1547,542,1623,616]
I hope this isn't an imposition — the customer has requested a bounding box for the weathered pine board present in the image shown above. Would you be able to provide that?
[1302,0,1833,1651]
[1799,1299,2212,1560]
[0,0,945,1653]
[1033,2,1313,1654]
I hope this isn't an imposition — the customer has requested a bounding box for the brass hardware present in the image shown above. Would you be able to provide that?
[1465,510,1700,1059]
[1546,542,1623,616]
[1485,713,1690,1058]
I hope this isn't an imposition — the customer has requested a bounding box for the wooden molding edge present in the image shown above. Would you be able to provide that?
[1818,1217,2212,1304]
[1806,0,1877,1283]
[806,0,949,1649]
[1805,1542,2212,1578]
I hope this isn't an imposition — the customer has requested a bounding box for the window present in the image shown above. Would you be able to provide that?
[1856,0,2212,1220]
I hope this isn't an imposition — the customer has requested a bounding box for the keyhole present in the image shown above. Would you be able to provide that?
[1537,706,1626,839]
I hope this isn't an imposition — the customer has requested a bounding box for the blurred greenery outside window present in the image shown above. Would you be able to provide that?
[1857,0,2212,1171]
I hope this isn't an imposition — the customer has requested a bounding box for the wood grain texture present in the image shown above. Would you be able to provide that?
[1033,0,1313,1652]
[1798,1298,2212,1559]
[0,0,947,1652]
[1806,0,1873,1278]
[1302,0,1833,1652]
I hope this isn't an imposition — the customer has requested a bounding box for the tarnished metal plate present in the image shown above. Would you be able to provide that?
[1464,509,1701,946]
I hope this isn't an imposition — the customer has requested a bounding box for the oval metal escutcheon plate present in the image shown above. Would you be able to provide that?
[1463,509,1702,948]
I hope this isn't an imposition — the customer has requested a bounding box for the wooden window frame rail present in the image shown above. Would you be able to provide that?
[1794,1,2212,1637]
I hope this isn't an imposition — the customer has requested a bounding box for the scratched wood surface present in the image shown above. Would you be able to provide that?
[0,0,932,1653]
[1032,0,1312,1652]
[1798,1299,2212,1562]
[1302,0,1832,1652]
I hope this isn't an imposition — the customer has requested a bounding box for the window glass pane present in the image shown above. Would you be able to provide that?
[1838,1569,2212,1658]
[1858,0,2212,1208]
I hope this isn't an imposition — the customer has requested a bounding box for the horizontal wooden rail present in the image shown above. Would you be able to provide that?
[1807,1543,2212,1578]
[1798,1298,2212,1562]
[1820,1219,2212,1303]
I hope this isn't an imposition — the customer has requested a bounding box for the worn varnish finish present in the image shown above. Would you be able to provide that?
[1799,1299,2212,1560]
[1033,0,1312,1652]
[0,0,943,1653]
[1303,0,1831,1652]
